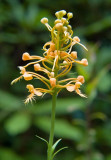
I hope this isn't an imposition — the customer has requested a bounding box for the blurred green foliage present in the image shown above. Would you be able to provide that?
[0,0,111,160]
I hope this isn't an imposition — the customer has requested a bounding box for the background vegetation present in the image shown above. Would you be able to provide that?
[0,0,111,159]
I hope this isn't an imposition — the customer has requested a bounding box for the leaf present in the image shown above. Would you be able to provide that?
[91,112,107,121]
[0,90,22,110]
[0,148,23,160]
[4,112,31,135]
[35,117,83,141]
[29,98,86,115]
[36,135,48,145]
[52,139,62,153]
[52,146,68,159]
[97,73,111,92]
[106,154,111,160]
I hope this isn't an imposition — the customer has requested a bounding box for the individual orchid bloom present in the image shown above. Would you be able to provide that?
[66,81,87,98]
[25,84,43,104]
[11,10,88,104]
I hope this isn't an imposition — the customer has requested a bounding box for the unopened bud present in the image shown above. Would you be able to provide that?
[67,25,72,30]
[59,10,66,16]
[61,18,67,23]
[50,78,56,87]
[54,19,61,24]
[34,63,41,71]
[81,58,88,66]
[63,26,67,31]
[67,12,73,19]
[55,10,66,18]
[71,51,77,59]
[22,52,30,61]
[41,17,48,24]
[55,23,63,30]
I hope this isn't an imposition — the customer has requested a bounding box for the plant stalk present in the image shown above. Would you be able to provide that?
[47,90,57,160]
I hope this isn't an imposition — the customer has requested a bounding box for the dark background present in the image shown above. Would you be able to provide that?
[0,0,111,160]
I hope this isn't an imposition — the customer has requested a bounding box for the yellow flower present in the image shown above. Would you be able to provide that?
[11,10,88,104]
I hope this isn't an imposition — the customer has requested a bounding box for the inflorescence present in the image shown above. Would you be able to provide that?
[11,10,88,104]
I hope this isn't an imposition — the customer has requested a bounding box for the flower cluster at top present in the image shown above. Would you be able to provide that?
[11,10,88,104]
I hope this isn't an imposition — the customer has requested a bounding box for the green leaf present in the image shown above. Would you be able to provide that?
[91,112,107,121]
[0,148,23,160]
[29,98,86,115]
[0,90,22,110]
[106,154,111,160]
[52,146,68,159]
[52,139,62,153]
[35,117,83,141]
[36,135,48,145]
[4,112,31,135]
[97,73,111,92]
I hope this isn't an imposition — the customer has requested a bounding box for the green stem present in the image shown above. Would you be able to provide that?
[47,90,57,160]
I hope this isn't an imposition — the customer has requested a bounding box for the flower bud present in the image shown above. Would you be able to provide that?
[77,76,85,84]
[73,36,80,42]
[22,52,30,61]
[67,12,73,19]
[55,10,66,18]
[23,73,33,81]
[81,58,88,66]
[41,17,48,24]
[71,51,77,59]
[67,25,72,30]
[59,10,66,16]
[54,19,61,24]
[50,78,56,87]
[63,26,67,31]
[34,63,41,71]
[55,23,63,30]
[61,18,67,23]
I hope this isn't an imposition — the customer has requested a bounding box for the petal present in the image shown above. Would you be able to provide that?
[34,90,43,96]
[23,73,33,81]
[76,89,87,98]
[75,82,82,89]
[24,93,35,104]
[66,85,75,92]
